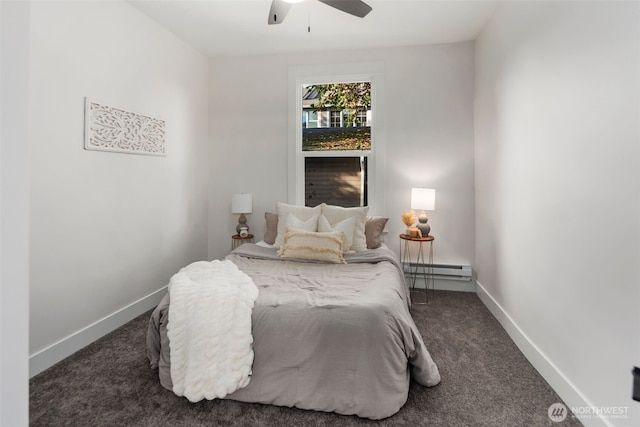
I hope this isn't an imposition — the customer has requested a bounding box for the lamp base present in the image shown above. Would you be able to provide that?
[416,210,430,237]
[416,222,430,237]
[236,213,249,234]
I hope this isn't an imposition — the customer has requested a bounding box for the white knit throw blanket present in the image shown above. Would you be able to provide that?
[167,260,259,402]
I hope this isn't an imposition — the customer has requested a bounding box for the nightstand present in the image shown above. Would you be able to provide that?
[399,234,434,302]
[231,234,254,251]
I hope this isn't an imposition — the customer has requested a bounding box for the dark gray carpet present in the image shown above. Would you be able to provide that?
[30,290,582,426]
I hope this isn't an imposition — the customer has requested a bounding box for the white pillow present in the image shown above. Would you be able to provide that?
[274,202,322,248]
[321,204,369,252]
[318,214,355,253]
[287,213,319,232]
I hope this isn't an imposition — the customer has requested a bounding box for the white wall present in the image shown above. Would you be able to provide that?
[475,1,640,426]
[29,1,209,373]
[1,1,30,424]
[208,43,476,268]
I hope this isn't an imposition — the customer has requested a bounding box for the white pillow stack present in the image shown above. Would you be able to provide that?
[274,202,322,249]
[274,202,369,253]
[320,204,369,252]
[317,214,355,252]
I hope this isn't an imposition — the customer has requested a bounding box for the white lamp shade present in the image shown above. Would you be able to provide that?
[231,193,253,214]
[411,188,436,211]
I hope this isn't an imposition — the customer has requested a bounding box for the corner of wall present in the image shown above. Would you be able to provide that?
[475,281,609,427]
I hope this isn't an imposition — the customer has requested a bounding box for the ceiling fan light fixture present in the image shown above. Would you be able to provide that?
[269,0,371,25]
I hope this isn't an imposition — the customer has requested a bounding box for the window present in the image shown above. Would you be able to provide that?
[302,110,320,128]
[356,109,369,127]
[301,82,371,207]
[330,110,341,128]
[305,157,368,207]
[288,63,385,213]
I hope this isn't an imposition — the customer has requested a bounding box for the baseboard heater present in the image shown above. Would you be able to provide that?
[403,263,473,282]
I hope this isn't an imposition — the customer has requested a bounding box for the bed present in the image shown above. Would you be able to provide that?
[147,204,441,420]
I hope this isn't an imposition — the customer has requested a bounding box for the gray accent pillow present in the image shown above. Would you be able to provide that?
[365,216,388,249]
[264,212,278,245]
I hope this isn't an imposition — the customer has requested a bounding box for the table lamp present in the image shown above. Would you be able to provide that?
[411,188,435,237]
[232,193,253,236]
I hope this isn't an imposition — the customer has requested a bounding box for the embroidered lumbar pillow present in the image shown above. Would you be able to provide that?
[278,228,346,264]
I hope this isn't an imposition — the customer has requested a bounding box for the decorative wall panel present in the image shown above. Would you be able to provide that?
[84,98,165,156]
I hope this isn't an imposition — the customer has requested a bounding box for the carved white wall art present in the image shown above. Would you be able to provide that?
[84,98,166,156]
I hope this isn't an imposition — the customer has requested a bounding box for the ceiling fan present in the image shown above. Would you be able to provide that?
[268,0,372,25]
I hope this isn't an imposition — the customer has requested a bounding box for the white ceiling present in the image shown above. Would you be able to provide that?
[128,0,500,58]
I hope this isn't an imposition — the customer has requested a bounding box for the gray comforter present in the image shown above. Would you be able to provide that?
[147,244,440,420]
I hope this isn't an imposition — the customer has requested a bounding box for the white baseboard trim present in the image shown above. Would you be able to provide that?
[29,286,167,378]
[475,280,609,427]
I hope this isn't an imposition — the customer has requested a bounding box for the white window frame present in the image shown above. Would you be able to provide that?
[287,63,386,214]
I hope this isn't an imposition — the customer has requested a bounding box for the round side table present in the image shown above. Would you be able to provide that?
[231,234,254,251]
[399,234,435,302]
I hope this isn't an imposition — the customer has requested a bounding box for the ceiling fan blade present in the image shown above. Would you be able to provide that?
[317,0,372,18]
[268,0,293,25]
